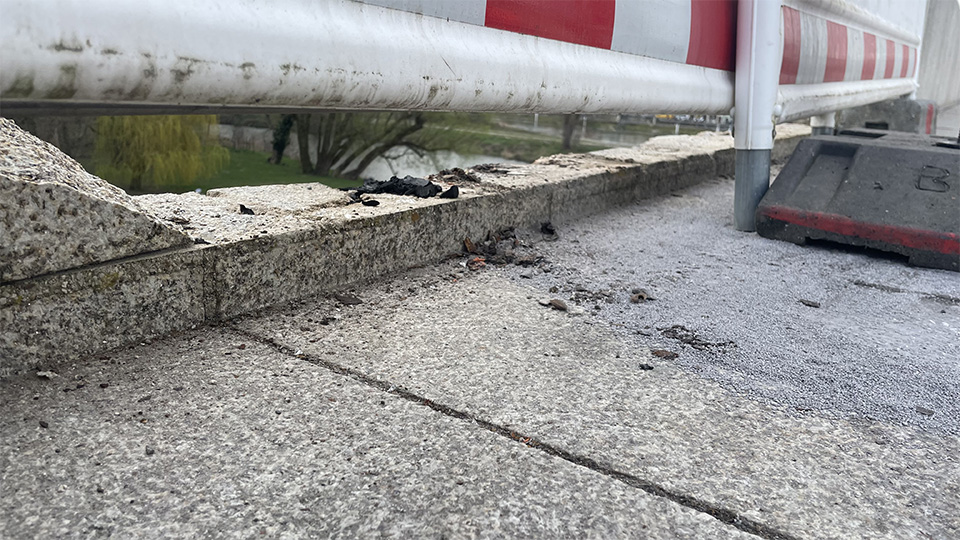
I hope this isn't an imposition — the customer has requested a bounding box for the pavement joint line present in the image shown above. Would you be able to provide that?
[0,243,199,288]
[850,279,960,305]
[232,326,802,540]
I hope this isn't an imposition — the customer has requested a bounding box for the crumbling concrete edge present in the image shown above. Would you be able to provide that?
[0,129,809,376]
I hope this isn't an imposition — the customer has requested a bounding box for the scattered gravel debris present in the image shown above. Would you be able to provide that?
[495,178,960,435]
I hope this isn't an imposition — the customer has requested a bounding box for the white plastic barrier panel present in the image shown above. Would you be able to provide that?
[0,0,739,116]
[775,0,927,122]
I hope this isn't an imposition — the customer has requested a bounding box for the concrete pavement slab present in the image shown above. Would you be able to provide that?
[0,330,755,539]
[501,175,960,436]
[235,266,960,540]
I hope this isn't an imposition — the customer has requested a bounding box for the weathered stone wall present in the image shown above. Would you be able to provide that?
[0,124,810,376]
[0,119,192,282]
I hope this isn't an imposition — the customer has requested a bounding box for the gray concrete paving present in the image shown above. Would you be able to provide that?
[3,155,957,539]
[232,265,959,540]
[0,331,753,539]
[497,175,960,436]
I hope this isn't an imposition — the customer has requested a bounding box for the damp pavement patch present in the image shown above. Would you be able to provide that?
[0,330,755,539]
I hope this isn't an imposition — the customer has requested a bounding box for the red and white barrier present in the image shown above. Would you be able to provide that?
[361,0,738,71]
[775,0,925,122]
[0,0,926,122]
[0,0,737,116]
[779,6,917,85]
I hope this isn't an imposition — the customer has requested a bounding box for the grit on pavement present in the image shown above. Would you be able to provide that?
[2,176,959,539]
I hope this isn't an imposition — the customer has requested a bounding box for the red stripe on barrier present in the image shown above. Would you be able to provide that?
[484,0,615,49]
[861,32,876,80]
[900,44,909,78]
[780,6,801,84]
[687,0,737,71]
[884,39,895,78]
[759,207,960,255]
[925,103,934,134]
[911,48,917,77]
[824,21,847,82]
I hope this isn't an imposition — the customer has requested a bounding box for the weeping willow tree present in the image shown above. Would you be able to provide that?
[94,115,229,193]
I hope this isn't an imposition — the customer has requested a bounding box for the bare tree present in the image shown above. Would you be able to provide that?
[561,113,578,151]
[294,112,431,178]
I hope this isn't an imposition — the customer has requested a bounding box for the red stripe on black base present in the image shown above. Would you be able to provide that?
[759,206,960,255]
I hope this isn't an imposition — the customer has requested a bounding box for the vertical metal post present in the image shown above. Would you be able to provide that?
[734,0,782,232]
[810,112,836,135]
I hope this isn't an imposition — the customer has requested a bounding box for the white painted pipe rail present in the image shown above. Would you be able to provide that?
[0,0,736,116]
[0,0,928,122]
[0,0,934,230]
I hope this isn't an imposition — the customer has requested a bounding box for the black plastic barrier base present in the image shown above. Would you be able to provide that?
[757,130,959,271]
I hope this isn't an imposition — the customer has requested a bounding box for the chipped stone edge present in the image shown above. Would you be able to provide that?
[0,129,809,376]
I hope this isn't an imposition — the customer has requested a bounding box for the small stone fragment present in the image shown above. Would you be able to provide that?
[799,299,821,308]
[438,185,459,199]
[361,199,380,207]
[36,371,59,379]
[467,257,486,271]
[99,383,109,389]
[39,420,49,428]
[540,222,557,236]
[916,406,935,417]
[334,293,363,306]
[651,349,678,360]
[239,204,255,215]
[464,238,477,254]
[145,446,155,456]
[638,364,655,371]
[548,299,568,311]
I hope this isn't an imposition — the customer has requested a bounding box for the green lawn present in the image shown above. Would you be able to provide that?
[187,149,361,192]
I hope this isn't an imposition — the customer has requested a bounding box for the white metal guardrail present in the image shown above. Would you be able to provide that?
[0,0,737,116]
[0,0,935,228]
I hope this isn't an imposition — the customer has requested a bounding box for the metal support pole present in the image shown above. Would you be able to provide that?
[810,112,837,136]
[733,0,782,232]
